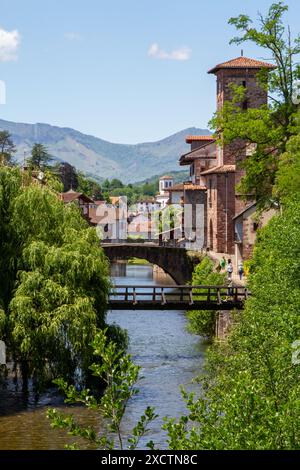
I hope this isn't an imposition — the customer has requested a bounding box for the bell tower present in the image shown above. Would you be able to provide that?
[204,56,276,254]
[208,55,275,166]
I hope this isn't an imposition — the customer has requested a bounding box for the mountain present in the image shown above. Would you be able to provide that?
[0,119,210,183]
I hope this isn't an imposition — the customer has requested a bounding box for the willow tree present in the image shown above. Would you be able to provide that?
[0,166,111,391]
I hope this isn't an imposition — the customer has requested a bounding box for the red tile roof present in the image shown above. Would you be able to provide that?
[184,184,207,191]
[180,141,217,165]
[61,190,94,204]
[200,165,236,175]
[168,183,185,192]
[208,56,276,74]
[185,135,215,143]
[160,175,173,180]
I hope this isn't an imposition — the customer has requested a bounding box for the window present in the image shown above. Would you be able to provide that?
[190,163,195,177]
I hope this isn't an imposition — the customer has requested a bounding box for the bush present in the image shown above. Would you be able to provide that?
[186,258,226,339]
[165,199,300,449]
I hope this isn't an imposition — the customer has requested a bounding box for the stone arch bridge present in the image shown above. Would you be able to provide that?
[102,243,203,285]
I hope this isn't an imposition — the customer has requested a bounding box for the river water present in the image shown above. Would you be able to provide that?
[0,264,207,450]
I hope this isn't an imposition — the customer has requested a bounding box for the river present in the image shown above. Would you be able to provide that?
[0,263,207,450]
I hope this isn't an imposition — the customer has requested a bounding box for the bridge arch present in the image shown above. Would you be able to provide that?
[102,244,202,285]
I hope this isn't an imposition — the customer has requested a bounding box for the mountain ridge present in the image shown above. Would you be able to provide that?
[0,119,210,183]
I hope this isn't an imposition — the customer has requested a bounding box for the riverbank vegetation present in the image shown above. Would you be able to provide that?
[186,258,226,339]
[48,329,157,450]
[0,166,123,391]
[164,193,300,449]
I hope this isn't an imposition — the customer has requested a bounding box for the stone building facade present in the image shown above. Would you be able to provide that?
[179,55,276,261]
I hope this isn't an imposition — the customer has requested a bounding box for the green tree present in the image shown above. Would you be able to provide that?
[48,329,157,450]
[102,179,111,191]
[0,130,16,166]
[57,162,79,192]
[44,170,64,193]
[187,258,226,339]
[274,130,300,203]
[77,172,103,199]
[110,178,124,190]
[28,143,53,170]
[164,197,300,449]
[141,182,157,197]
[0,167,111,391]
[210,2,300,207]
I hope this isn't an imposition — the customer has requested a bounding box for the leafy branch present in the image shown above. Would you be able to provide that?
[47,329,158,450]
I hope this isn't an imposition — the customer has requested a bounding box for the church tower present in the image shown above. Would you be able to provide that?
[203,56,275,254]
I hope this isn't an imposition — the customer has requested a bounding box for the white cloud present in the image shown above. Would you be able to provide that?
[148,43,191,61]
[0,27,20,62]
[64,32,83,41]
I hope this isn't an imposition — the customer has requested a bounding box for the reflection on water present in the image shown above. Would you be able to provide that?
[0,263,206,450]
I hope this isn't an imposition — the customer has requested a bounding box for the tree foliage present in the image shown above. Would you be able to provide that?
[274,129,300,203]
[48,330,157,450]
[0,166,111,390]
[28,143,53,170]
[210,2,300,207]
[0,130,16,165]
[57,162,79,192]
[164,194,300,449]
[186,258,226,339]
[77,172,103,200]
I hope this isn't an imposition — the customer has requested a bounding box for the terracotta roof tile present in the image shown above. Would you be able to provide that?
[185,135,215,143]
[200,165,236,175]
[168,183,185,192]
[61,190,94,204]
[180,141,217,165]
[208,56,276,74]
[184,184,207,191]
[159,175,173,180]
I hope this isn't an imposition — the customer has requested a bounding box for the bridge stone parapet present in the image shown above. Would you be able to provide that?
[102,243,203,285]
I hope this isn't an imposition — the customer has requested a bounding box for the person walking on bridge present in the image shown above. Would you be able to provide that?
[227,259,233,281]
[238,260,244,281]
[220,256,226,271]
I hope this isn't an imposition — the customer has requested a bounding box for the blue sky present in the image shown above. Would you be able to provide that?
[0,0,299,143]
